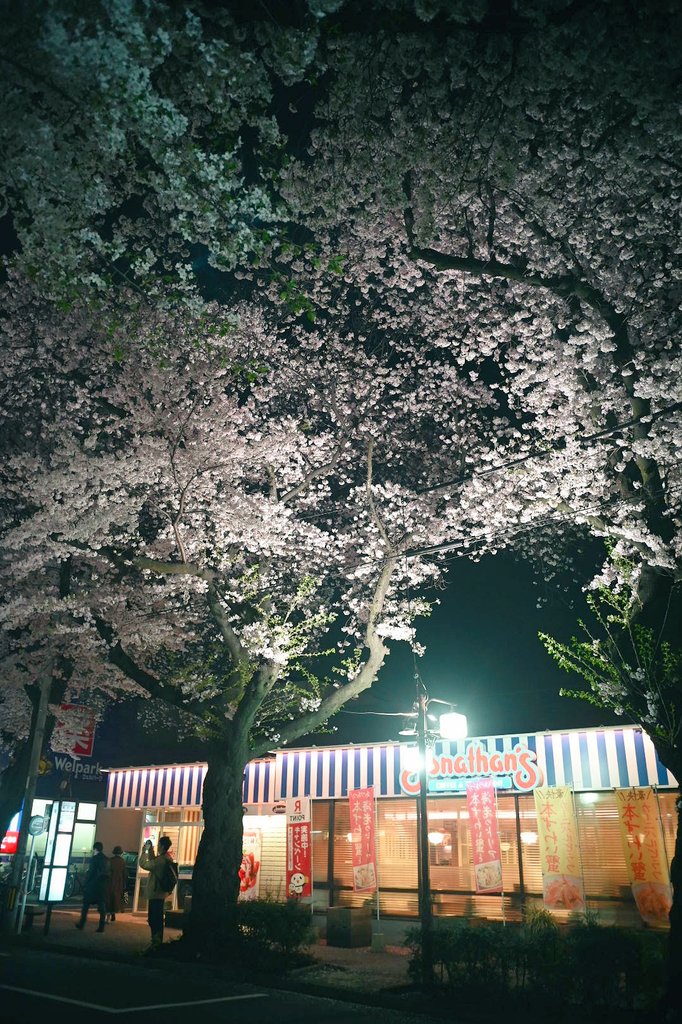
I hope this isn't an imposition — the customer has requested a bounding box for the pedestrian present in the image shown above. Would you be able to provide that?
[106,845,128,922]
[75,841,109,933]
[139,835,177,946]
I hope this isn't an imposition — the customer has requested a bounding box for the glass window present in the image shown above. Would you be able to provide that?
[311,801,330,885]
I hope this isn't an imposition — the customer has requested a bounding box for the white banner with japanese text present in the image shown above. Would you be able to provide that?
[616,787,672,925]
[534,786,585,912]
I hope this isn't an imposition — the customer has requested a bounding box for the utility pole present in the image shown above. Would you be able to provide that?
[3,665,52,934]
[416,686,434,987]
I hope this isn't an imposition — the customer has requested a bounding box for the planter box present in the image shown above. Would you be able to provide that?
[326,905,372,948]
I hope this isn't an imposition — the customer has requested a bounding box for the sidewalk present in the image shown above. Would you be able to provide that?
[3,905,416,1009]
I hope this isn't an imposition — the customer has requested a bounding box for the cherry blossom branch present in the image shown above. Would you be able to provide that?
[279,438,348,505]
[205,583,247,667]
[92,616,205,719]
[365,437,394,553]
[251,556,396,755]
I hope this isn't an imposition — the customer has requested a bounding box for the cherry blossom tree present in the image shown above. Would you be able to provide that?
[0,274,533,941]
[280,0,681,987]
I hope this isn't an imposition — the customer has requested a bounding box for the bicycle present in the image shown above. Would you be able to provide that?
[63,865,85,900]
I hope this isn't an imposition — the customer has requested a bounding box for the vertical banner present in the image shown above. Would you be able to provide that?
[534,786,585,912]
[53,704,96,757]
[238,829,262,901]
[349,786,378,893]
[616,787,672,925]
[466,777,503,893]
[286,796,312,899]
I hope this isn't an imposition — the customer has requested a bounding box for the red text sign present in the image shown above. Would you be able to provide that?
[348,786,377,893]
[466,778,503,893]
[286,797,312,899]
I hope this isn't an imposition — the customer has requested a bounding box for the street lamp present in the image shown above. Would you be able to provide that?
[399,681,467,987]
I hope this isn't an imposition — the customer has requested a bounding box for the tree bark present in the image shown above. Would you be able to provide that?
[183,736,248,947]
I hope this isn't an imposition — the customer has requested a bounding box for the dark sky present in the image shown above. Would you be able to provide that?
[96,546,623,768]
[312,548,622,747]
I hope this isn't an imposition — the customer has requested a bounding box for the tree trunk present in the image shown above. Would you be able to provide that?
[183,739,248,947]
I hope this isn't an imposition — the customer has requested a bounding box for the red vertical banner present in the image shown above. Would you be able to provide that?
[466,777,503,893]
[349,786,378,893]
[53,704,96,757]
[286,797,312,899]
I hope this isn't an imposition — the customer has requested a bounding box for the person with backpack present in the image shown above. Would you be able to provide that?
[75,841,109,933]
[139,835,177,946]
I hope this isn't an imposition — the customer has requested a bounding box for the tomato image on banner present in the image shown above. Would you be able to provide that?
[534,786,585,912]
[466,777,503,893]
[238,829,262,901]
[286,797,312,899]
[349,786,377,893]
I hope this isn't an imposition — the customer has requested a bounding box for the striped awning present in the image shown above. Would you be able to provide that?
[105,726,677,810]
[106,758,276,809]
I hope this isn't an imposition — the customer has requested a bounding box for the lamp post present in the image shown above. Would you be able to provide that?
[401,682,468,988]
[416,685,434,987]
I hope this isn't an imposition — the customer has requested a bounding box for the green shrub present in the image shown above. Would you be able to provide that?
[237,897,315,964]
[404,911,666,1013]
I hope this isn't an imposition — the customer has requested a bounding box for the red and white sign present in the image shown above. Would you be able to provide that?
[53,704,96,758]
[0,831,19,855]
[349,786,377,893]
[239,829,262,901]
[466,777,503,893]
[286,797,312,899]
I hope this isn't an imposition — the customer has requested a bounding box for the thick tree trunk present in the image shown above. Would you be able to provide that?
[183,739,247,947]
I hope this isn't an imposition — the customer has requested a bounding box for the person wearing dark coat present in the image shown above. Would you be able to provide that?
[106,845,128,922]
[75,841,109,932]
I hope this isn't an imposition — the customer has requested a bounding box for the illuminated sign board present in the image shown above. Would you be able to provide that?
[400,742,543,795]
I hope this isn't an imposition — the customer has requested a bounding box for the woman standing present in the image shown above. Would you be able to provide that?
[106,845,128,922]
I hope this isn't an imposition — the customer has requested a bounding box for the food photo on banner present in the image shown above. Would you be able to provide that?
[616,787,673,925]
[348,786,377,893]
[534,786,586,912]
[466,777,503,894]
[239,829,262,901]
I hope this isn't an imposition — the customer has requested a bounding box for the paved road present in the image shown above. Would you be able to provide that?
[0,948,433,1024]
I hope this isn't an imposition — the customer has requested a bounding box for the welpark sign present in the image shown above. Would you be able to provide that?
[400,742,543,795]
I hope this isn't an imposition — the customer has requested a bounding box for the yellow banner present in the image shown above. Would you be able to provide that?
[534,786,585,912]
[616,787,672,925]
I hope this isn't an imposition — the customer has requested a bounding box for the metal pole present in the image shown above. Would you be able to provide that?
[4,665,52,934]
[417,690,434,986]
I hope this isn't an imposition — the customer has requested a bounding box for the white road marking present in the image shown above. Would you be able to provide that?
[0,984,268,1014]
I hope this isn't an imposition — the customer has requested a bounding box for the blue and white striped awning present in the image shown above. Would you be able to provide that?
[105,726,677,810]
[105,758,276,809]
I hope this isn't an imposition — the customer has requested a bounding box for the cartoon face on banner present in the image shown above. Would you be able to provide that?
[286,798,312,900]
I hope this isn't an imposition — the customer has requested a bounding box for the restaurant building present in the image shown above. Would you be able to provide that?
[102,724,678,927]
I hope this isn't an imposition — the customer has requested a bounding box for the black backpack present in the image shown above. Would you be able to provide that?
[161,858,178,894]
